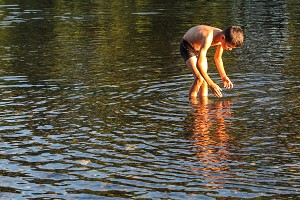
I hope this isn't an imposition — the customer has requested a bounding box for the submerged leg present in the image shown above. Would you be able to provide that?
[190,78,202,98]
[198,57,208,97]
[186,56,204,98]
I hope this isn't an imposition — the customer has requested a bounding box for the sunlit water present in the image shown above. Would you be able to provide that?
[0,0,299,199]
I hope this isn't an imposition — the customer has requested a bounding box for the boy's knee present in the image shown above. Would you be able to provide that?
[194,77,201,84]
[194,76,203,82]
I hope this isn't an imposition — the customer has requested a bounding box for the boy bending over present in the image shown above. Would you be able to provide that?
[180,25,244,98]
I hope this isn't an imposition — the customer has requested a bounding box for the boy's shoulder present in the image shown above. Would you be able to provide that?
[191,25,222,37]
[200,25,221,31]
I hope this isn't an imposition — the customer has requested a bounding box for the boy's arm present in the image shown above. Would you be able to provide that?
[214,45,233,89]
[197,34,222,98]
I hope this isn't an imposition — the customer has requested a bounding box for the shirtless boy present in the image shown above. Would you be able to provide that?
[180,25,244,98]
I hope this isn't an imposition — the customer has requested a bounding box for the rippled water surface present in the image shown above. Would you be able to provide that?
[0,0,299,199]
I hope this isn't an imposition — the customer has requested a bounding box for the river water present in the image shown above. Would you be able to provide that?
[0,0,299,199]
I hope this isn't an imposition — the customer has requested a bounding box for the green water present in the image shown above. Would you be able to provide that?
[0,0,299,199]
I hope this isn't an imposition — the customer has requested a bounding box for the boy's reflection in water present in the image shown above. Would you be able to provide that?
[189,97,234,172]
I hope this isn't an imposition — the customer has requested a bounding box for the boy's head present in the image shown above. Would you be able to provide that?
[223,26,244,48]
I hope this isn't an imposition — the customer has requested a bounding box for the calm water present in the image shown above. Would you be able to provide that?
[0,0,299,199]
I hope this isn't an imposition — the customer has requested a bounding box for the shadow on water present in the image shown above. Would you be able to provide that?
[188,98,234,172]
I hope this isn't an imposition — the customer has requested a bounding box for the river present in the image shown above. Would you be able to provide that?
[0,0,299,199]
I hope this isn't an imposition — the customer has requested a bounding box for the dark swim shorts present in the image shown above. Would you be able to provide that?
[180,39,199,61]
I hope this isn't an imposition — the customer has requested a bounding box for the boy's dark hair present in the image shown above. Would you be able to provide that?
[223,26,244,47]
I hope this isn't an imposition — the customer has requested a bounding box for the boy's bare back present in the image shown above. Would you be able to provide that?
[183,25,222,51]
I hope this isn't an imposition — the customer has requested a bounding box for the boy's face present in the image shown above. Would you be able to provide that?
[221,37,236,50]
[222,42,236,51]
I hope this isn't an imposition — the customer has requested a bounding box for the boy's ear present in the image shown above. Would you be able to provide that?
[221,35,225,40]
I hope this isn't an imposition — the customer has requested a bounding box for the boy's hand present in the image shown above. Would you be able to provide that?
[210,84,222,98]
[222,76,233,89]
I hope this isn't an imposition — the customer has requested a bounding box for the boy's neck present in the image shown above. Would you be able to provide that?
[212,30,224,46]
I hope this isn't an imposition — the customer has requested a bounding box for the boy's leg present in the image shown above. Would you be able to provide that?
[186,56,204,98]
[199,57,208,97]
